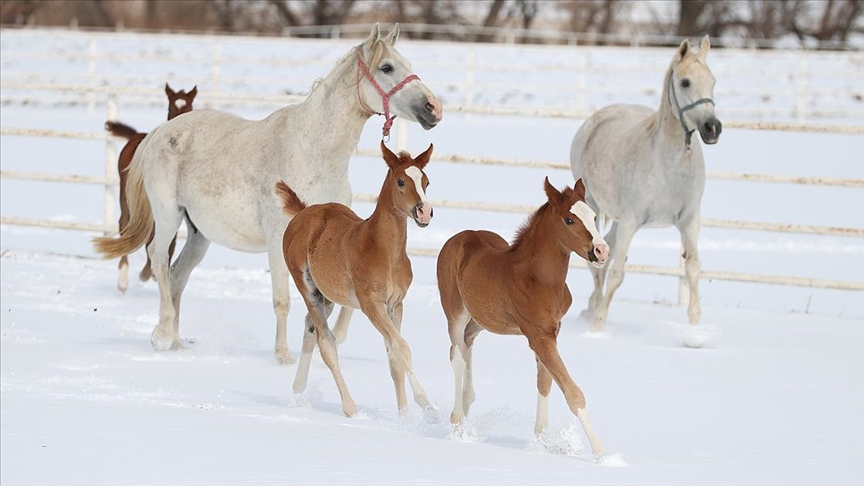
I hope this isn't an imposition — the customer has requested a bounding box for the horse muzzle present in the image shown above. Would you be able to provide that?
[413,95,442,130]
[412,203,433,228]
[699,117,722,145]
[588,241,609,268]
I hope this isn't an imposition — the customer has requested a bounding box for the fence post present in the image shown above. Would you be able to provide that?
[87,38,97,116]
[576,50,586,114]
[104,95,118,236]
[212,42,223,94]
[464,48,475,122]
[795,51,808,124]
[395,118,409,152]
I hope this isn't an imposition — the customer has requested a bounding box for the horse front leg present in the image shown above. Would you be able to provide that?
[581,221,616,321]
[268,242,294,364]
[386,302,408,412]
[361,299,434,416]
[526,329,604,459]
[331,306,355,346]
[592,219,637,333]
[677,215,702,324]
[534,356,553,435]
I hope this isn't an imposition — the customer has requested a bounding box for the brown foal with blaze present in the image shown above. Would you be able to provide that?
[276,141,435,417]
[106,83,197,293]
[436,177,610,459]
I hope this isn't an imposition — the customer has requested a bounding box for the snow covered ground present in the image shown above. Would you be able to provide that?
[1,28,863,485]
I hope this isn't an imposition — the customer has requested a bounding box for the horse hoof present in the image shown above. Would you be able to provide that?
[275,350,296,365]
[423,405,440,424]
[343,402,358,417]
[150,327,175,351]
[578,308,595,322]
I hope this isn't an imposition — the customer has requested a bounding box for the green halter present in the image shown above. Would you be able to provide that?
[669,73,715,147]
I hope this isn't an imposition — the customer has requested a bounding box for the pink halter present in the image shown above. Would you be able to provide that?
[357,54,420,139]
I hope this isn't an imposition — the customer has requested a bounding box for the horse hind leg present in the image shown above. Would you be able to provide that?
[291,264,356,416]
[446,310,471,425]
[461,318,482,417]
[269,243,294,364]
[149,207,185,351]
[294,299,334,394]
[167,215,210,343]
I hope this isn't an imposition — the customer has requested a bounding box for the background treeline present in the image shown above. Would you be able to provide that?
[2,0,862,49]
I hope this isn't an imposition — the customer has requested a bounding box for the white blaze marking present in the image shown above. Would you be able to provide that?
[571,201,604,245]
[404,166,427,203]
[174,99,187,109]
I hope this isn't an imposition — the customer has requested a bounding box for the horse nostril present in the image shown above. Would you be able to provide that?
[425,102,435,113]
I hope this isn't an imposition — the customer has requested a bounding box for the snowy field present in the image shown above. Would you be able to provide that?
[1,28,864,485]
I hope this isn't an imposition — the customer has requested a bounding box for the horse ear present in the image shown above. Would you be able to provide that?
[384,23,400,45]
[189,85,198,99]
[676,38,690,60]
[574,178,586,201]
[367,23,381,45]
[381,140,400,169]
[415,143,433,169]
[700,35,711,59]
[543,176,563,204]
[165,83,174,97]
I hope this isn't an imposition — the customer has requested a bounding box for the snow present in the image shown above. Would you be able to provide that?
[2,28,863,485]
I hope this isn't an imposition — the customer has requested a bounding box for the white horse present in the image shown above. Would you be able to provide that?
[93,24,442,362]
[570,36,722,333]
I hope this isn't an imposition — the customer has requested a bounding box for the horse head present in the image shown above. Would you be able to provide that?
[543,177,608,268]
[165,83,197,120]
[381,141,434,228]
[357,24,443,133]
[668,35,722,145]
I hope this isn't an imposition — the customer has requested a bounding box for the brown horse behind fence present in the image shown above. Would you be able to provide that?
[276,141,435,418]
[436,176,610,459]
[106,83,197,293]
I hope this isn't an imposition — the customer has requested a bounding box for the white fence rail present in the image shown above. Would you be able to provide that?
[2,29,862,296]
[1,98,863,294]
[2,28,862,124]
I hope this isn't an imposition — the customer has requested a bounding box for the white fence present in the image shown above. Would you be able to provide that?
[2,29,863,124]
[1,87,862,295]
[2,29,863,297]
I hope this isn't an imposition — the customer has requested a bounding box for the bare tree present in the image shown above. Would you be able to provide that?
[0,0,44,25]
[269,0,357,36]
[677,0,709,36]
[558,1,627,44]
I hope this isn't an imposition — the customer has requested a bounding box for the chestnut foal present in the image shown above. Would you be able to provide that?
[276,141,435,417]
[106,83,197,293]
[436,177,610,459]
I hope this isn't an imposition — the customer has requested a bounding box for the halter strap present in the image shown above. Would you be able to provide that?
[357,54,420,140]
[668,73,714,147]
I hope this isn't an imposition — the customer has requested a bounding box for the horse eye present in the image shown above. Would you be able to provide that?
[397,179,405,187]
[681,79,691,88]
[565,218,574,225]
[381,63,393,73]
